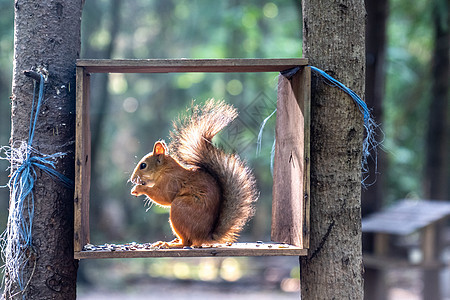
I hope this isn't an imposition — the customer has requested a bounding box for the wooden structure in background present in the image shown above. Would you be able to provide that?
[74,58,310,259]
[362,199,450,299]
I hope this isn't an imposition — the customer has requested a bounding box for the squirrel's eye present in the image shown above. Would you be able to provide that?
[139,162,147,170]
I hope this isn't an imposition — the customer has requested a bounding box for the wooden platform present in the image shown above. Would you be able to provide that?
[74,242,308,259]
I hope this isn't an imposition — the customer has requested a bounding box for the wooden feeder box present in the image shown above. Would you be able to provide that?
[74,58,310,259]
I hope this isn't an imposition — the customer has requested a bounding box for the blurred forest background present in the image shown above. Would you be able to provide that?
[0,0,448,298]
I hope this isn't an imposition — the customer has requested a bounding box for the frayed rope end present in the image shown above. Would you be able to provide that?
[310,66,381,187]
[257,66,382,188]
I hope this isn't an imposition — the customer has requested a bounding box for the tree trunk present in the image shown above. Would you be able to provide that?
[89,0,123,239]
[362,0,387,216]
[422,2,449,299]
[363,1,388,299]
[424,0,449,201]
[300,1,365,299]
[4,1,83,299]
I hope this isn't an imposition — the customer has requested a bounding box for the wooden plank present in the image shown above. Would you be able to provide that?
[74,243,308,259]
[302,67,311,249]
[271,68,308,247]
[76,58,308,73]
[74,67,91,252]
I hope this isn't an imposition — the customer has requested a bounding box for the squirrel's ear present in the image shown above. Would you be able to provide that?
[153,141,167,156]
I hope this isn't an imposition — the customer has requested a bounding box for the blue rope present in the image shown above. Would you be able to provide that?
[310,66,379,184]
[1,73,73,295]
[257,66,379,186]
[310,66,370,123]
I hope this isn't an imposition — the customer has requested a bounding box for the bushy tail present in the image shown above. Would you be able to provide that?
[169,99,258,243]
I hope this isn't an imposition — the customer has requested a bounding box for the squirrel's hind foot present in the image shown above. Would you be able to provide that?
[152,238,183,249]
[151,238,208,249]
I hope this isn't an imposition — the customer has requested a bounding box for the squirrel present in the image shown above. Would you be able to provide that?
[130,99,258,248]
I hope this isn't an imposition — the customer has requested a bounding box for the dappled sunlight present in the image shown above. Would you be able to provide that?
[220,258,243,282]
[198,259,219,281]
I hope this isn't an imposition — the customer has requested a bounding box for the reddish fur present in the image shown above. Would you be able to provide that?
[131,143,221,247]
[131,100,258,248]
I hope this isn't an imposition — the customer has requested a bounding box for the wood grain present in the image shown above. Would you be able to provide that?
[76,58,308,73]
[272,67,310,248]
[302,67,311,249]
[74,67,91,252]
[74,243,307,259]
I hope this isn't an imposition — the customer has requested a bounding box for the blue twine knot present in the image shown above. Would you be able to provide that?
[1,73,73,295]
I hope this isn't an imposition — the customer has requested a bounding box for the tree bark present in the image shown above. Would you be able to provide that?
[300,1,365,299]
[5,1,83,299]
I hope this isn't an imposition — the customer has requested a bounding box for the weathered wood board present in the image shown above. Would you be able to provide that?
[74,242,307,259]
[271,67,310,248]
[76,58,308,73]
[74,67,91,252]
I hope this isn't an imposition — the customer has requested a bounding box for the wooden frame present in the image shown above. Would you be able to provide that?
[74,58,310,259]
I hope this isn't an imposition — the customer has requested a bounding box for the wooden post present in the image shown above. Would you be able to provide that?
[374,233,389,257]
[272,67,310,248]
[74,67,91,252]
[422,223,441,300]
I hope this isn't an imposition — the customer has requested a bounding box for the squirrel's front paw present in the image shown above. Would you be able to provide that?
[131,185,145,196]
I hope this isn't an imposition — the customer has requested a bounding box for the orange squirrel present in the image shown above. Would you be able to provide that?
[130,99,258,248]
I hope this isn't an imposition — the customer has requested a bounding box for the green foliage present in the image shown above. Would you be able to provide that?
[0,0,13,231]
[0,0,441,244]
[383,0,435,203]
[79,0,301,243]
